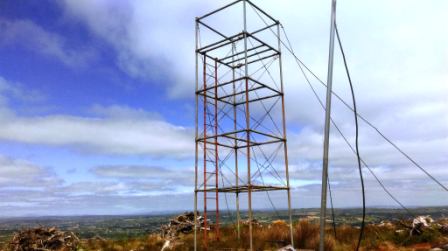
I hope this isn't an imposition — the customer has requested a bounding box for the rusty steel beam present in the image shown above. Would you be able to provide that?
[195,1,293,250]
[213,59,220,241]
[202,54,208,250]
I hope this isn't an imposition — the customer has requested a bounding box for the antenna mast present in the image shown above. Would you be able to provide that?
[319,0,337,250]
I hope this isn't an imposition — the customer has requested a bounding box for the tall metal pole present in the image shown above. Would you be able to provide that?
[194,19,199,251]
[242,1,253,250]
[232,42,241,240]
[214,59,220,241]
[277,22,294,248]
[203,54,209,250]
[319,0,337,251]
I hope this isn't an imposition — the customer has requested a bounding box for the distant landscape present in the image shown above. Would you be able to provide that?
[1,207,447,250]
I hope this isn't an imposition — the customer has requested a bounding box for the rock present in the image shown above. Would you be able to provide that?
[378,220,394,228]
[440,224,448,234]
[413,215,434,227]
[411,215,434,236]
[161,240,173,251]
[442,243,448,251]
[241,218,262,227]
[277,244,295,251]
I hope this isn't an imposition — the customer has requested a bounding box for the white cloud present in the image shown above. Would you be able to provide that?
[90,104,162,120]
[56,0,447,146]
[91,165,194,193]
[0,155,61,188]
[59,0,215,97]
[0,18,96,67]
[0,155,196,216]
[0,111,193,157]
[0,78,193,157]
[0,76,45,104]
[93,165,193,181]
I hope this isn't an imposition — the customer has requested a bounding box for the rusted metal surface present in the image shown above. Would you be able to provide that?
[195,1,293,249]
[214,58,220,241]
[203,54,208,249]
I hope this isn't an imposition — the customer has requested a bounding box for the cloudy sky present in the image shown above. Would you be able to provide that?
[0,0,446,217]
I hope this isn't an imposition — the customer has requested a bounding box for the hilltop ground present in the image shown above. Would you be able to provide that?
[1,207,447,250]
[76,219,448,251]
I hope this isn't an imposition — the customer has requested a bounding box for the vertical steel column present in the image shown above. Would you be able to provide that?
[203,54,208,250]
[232,42,241,240]
[242,1,253,250]
[320,0,337,250]
[277,22,295,248]
[194,19,199,251]
[214,59,220,241]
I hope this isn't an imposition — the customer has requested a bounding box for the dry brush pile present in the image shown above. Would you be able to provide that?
[8,227,79,251]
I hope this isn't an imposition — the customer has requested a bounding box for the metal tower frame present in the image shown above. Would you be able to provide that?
[194,1,293,250]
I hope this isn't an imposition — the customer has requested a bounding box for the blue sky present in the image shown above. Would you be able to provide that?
[0,0,447,216]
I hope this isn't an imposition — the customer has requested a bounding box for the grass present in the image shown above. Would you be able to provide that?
[74,219,447,251]
[2,219,446,250]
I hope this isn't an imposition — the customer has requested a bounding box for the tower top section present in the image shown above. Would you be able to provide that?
[196,0,280,70]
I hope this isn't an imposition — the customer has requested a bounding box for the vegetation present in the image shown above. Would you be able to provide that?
[1,208,447,250]
[73,220,447,250]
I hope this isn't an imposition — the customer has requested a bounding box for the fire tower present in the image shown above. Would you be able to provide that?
[194,1,294,250]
